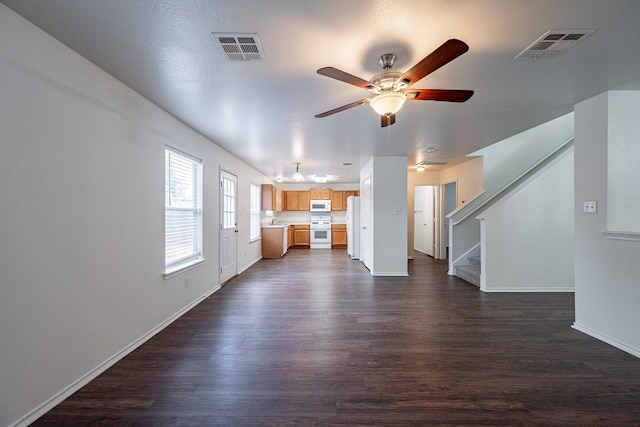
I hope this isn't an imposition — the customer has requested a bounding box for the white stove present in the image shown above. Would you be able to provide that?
[310,213,331,249]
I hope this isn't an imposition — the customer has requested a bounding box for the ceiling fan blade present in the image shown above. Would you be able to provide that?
[397,39,469,86]
[315,98,370,118]
[317,67,373,89]
[381,113,396,127]
[407,89,474,102]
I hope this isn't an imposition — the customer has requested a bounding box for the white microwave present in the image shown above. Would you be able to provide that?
[310,199,331,212]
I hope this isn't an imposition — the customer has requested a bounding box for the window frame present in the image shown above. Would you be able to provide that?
[249,182,261,242]
[164,146,205,278]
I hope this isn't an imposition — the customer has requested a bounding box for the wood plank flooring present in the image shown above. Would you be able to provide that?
[32,249,640,426]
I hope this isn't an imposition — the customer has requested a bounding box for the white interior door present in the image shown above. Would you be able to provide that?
[360,176,372,270]
[414,185,435,257]
[220,169,237,284]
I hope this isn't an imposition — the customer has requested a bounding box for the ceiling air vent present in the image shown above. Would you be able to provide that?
[515,29,595,59]
[213,33,265,61]
[419,161,450,166]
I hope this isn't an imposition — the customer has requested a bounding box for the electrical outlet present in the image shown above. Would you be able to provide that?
[185,276,190,287]
[583,201,597,214]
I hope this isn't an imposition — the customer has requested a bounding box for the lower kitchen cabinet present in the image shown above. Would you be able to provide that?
[331,224,347,247]
[292,224,310,247]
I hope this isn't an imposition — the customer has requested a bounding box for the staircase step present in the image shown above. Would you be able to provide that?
[467,255,481,268]
[455,264,481,287]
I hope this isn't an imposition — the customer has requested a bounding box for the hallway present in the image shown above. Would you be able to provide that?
[33,249,640,426]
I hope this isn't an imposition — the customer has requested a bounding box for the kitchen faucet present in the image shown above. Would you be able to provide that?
[271,217,277,224]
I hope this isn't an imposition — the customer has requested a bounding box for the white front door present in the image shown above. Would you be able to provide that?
[414,185,435,257]
[220,169,237,284]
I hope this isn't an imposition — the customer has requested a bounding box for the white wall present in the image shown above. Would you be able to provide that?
[479,147,574,291]
[606,91,640,232]
[470,113,574,191]
[0,7,271,426]
[573,91,640,358]
[362,156,408,276]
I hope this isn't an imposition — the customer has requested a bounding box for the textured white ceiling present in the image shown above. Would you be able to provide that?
[2,0,640,182]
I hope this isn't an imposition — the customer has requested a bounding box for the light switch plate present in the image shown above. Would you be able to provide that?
[583,201,597,214]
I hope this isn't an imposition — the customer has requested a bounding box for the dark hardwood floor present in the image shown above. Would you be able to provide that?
[32,249,640,426]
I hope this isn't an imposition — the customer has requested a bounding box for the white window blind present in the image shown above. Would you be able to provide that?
[250,183,261,241]
[165,147,203,273]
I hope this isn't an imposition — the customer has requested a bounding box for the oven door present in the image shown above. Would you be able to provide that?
[310,227,332,248]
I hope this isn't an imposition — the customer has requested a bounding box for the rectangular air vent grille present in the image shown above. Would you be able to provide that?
[213,33,265,61]
[515,29,595,59]
[420,161,450,166]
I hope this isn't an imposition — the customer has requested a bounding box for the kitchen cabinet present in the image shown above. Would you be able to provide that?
[331,191,343,211]
[342,190,358,209]
[292,224,310,247]
[287,225,293,248]
[261,226,288,258]
[261,184,283,211]
[329,190,359,211]
[297,191,310,210]
[284,191,310,211]
[332,224,347,247]
[309,187,331,200]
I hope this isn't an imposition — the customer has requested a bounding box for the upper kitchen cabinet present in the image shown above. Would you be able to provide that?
[261,184,283,211]
[331,191,343,211]
[330,190,360,211]
[284,191,310,211]
[342,190,359,209]
[309,188,331,200]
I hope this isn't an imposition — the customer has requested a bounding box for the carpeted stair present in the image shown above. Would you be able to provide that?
[455,255,481,287]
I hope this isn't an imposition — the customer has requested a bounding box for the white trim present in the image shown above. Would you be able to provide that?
[9,285,222,427]
[572,323,640,359]
[163,258,207,280]
[371,272,410,277]
[602,230,640,242]
[483,287,575,293]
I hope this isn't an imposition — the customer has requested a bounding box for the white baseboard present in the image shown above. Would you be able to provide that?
[483,286,575,293]
[572,323,640,359]
[11,285,222,427]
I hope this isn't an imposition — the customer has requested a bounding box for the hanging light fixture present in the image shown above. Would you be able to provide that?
[292,163,304,181]
[369,92,407,116]
[416,161,426,172]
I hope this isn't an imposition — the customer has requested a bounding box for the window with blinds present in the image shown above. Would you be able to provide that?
[165,146,203,274]
[249,183,261,241]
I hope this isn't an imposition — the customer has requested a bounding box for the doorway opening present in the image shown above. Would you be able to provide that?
[442,181,457,260]
[414,185,436,258]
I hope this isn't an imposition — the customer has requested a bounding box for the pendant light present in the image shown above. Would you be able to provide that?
[292,163,304,181]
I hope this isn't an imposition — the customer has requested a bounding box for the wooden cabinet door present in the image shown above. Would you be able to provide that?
[332,224,347,247]
[293,225,310,246]
[284,191,298,211]
[342,190,357,210]
[287,226,293,247]
[275,189,283,211]
[331,191,343,211]
[297,191,310,211]
[310,188,331,200]
[261,184,276,211]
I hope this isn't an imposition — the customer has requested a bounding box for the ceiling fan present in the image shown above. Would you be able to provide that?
[315,39,474,127]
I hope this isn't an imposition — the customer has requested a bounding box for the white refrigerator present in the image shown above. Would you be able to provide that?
[346,196,360,259]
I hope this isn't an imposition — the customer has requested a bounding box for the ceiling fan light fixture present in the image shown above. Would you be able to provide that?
[369,92,406,116]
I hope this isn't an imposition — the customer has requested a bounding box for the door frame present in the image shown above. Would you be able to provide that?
[440,180,457,260]
[219,167,238,285]
[413,185,436,257]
